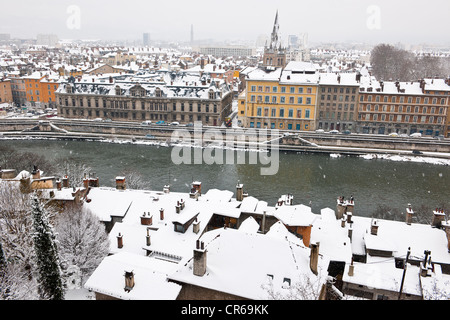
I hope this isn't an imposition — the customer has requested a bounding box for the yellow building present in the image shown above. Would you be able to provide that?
[240,61,319,131]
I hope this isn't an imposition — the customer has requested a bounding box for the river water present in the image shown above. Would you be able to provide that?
[1,138,449,218]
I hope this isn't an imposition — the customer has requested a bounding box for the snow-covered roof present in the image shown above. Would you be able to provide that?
[84,251,181,300]
[168,223,327,299]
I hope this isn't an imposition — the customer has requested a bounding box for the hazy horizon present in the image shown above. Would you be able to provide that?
[1,0,449,46]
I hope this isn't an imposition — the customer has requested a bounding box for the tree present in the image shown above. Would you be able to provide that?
[31,195,64,300]
[0,181,39,299]
[55,204,110,286]
[54,157,92,188]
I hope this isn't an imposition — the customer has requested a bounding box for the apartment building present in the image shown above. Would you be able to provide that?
[317,73,360,132]
[241,61,319,131]
[357,77,449,136]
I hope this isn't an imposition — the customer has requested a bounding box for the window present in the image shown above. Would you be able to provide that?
[288,109,293,118]
[280,97,285,103]
[272,96,277,103]
[297,109,302,118]
[290,87,295,93]
[279,108,285,117]
[289,97,294,104]
[272,86,278,93]
[281,87,286,93]
[305,109,310,118]
[298,97,303,104]
[265,96,270,103]
[298,87,303,94]
[257,107,262,116]
[271,108,276,117]
[306,98,311,105]
[307,87,312,94]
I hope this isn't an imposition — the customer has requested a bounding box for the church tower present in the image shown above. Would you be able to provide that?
[263,10,287,68]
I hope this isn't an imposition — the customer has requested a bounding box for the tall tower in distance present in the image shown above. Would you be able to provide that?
[143,33,150,46]
[262,10,287,69]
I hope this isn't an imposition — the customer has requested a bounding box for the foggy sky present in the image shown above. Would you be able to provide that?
[1,0,449,45]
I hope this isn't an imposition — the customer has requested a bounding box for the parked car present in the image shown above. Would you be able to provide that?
[170,122,180,126]
[412,150,423,155]
[389,132,399,137]
[93,118,102,122]
[315,129,325,133]
[141,120,152,126]
[145,134,156,139]
[342,130,351,135]
[410,132,422,138]
[329,130,339,134]
[155,121,165,125]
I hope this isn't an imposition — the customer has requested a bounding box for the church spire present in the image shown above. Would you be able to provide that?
[270,10,281,50]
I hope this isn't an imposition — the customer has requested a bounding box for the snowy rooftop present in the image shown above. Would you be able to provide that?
[168,223,326,299]
[84,251,181,300]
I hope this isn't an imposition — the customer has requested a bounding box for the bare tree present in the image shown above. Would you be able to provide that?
[54,157,92,188]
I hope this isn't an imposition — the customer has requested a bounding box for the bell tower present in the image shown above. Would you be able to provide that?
[263,10,287,68]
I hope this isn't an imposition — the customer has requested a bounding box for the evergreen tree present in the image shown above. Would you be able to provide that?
[31,195,64,300]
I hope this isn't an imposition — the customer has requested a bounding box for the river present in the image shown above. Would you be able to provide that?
[1,138,449,218]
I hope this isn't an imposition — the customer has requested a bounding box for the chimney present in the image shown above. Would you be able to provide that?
[159,208,164,220]
[56,179,62,191]
[406,204,414,225]
[336,197,346,220]
[31,165,40,180]
[175,201,181,214]
[124,270,135,292]
[236,182,244,201]
[146,228,151,246]
[420,250,432,277]
[370,219,379,235]
[62,175,69,188]
[117,233,123,249]
[180,199,185,210]
[116,176,126,190]
[310,242,320,275]
[348,258,354,277]
[193,240,207,277]
[163,185,170,193]
[432,208,445,228]
[348,222,353,242]
[193,219,200,234]
[140,212,153,226]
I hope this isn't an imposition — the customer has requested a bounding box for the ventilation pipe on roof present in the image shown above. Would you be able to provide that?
[310,242,320,275]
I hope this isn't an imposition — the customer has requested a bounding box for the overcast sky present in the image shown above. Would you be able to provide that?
[1,0,449,45]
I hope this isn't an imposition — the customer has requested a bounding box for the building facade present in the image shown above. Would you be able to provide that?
[55,72,233,126]
[316,73,360,132]
[240,61,319,131]
[0,78,13,104]
[357,78,449,136]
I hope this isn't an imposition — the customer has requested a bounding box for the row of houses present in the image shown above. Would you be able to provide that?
[238,62,450,137]
[1,166,449,300]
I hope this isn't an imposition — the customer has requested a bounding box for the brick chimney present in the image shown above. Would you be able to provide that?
[159,208,164,220]
[163,184,170,193]
[117,233,123,249]
[62,175,69,188]
[192,181,202,195]
[116,176,126,190]
[432,208,445,228]
[336,197,346,220]
[124,270,135,292]
[370,219,379,235]
[406,204,414,225]
[310,242,320,275]
[193,240,207,277]
[140,212,153,226]
[56,179,62,190]
[442,221,450,252]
